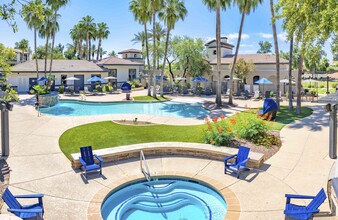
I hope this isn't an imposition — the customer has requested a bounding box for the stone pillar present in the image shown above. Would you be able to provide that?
[1,110,9,157]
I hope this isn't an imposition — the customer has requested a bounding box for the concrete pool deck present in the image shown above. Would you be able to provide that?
[0,91,335,219]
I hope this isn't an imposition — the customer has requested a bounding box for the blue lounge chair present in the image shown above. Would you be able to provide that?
[257,98,278,120]
[224,146,250,178]
[284,188,326,220]
[2,188,44,220]
[79,146,104,178]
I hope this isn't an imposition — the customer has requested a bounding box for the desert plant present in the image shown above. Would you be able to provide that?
[59,85,64,94]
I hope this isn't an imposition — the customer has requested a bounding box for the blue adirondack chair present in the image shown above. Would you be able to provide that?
[224,146,250,178]
[2,188,44,220]
[79,146,104,178]
[284,188,327,220]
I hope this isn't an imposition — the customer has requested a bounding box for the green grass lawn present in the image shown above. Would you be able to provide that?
[302,82,336,94]
[133,96,169,101]
[59,106,312,159]
[59,122,204,159]
[269,106,313,130]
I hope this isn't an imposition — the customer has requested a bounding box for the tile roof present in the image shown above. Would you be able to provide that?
[96,56,144,66]
[12,60,106,72]
[118,49,142,54]
[209,54,289,65]
[13,48,29,54]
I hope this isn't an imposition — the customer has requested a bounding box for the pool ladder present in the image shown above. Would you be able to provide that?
[140,150,151,181]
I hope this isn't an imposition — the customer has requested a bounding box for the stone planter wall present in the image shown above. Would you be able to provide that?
[38,92,59,107]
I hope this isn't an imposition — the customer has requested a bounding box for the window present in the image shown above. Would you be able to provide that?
[124,54,127,58]
[108,69,117,87]
[253,76,260,84]
[61,75,67,86]
[213,50,217,55]
[134,54,137,58]
[129,69,136,81]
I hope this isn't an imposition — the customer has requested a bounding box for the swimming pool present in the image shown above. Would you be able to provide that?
[101,178,227,220]
[39,100,210,118]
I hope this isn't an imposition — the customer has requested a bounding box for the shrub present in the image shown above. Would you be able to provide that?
[32,85,49,95]
[203,115,233,146]
[320,84,325,89]
[331,83,337,89]
[253,133,281,148]
[270,91,274,97]
[185,82,191,89]
[59,85,64,94]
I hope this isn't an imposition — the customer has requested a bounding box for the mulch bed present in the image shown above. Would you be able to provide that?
[226,130,281,161]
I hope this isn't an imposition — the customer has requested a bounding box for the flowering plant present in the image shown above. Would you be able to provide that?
[203,115,233,146]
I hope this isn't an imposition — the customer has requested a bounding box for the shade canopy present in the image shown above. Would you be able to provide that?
[156,76,168,81]
[255,78,273,85]
[87,76,104,82]
[280,79,295,83]
[37,77,48,82]
[303,79,319,83]
[192,76,208,82]
[175,77,186,81]
[104,76,117,80]
[121,82,131,91]
[65,77,80,81]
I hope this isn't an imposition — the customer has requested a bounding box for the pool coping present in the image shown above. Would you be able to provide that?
[87,172,240,220]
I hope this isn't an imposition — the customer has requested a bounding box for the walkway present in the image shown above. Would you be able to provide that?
[0,91,334,219]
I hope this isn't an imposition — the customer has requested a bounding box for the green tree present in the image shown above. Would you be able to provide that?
[22,0,45,79]
[96,22,110,61]
[14,39,29,63]
[0,2,17,32]
[46,0,69,74]
[318,57,330,72]
[280,48,300,70]
[202,0,231,107]
[229,0,262,105]
[331,34,338,61]
[108,50,117,57]
[229,58,254,83]
[158,0,187,96]
[64,44,75,59]
[0,44,17,101]
[70,23,85,59]
[80,15,96,60]
[304,45,325,71]
[257,41,272,53]
[130,0,152,96]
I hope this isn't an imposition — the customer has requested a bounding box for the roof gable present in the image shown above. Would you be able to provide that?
[96,56,144,66]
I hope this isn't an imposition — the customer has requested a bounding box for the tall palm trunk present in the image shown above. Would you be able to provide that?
[49,10,58,75]
[215,0,222,106]
[73,40,77,58]
[78,39,82,59]
[97,38,102,61]
[44,33,50,77]
[152,0,157,98]
[296,54,303,115]
[34,28,39,80]
[229,0,248,105]
[288,36,293,110]
[160,26,171,96]
[86,32,90,60]
[21,49,25,63]
[89,40,91,60]
[145,23,152,96]
[270,0,280,110]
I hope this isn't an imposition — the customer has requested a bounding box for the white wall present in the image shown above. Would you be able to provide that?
[103,65,143,83]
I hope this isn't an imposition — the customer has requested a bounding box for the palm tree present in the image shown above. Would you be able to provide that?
[130,0,152,96]
[96,22,110,61]
[15,39,29,63]
[159,0,187,96]
[39,7,59,76]
[108,50,117,57]
[22,0,45,78]
[91,44,97,59]
[100,48,107,60]
[70,23,84,59]
[46,0,69,74]
[202,0,230,107]
[131,31,147,48]
[150,22,166,69]
[151,0,164,98]
[88,24,96,61]
[80,16,96,60]
[228,0,262,105]
[269,0,280,110]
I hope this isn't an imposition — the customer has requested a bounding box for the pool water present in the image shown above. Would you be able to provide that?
[101,178,227,220]
[39,100,209,118]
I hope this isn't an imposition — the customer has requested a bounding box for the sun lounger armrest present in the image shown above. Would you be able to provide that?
[94,154,104,163]
[284,209,319,215]
[8,208,43,214]
[285,194,316,199]
[15,194,44,199]
[237,158,250,167]
[79,157,87,166]
[224,154,237,162]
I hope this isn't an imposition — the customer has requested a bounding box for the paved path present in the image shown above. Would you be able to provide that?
[0,91,335,219]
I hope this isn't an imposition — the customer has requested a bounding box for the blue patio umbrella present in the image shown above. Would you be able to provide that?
[192,76,208,82]
[37,77,48,82]
[156,76,168,81]
[255,78,273,95]
[87,76,104,82]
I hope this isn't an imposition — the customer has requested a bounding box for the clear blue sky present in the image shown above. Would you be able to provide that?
[0,0,333,60]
